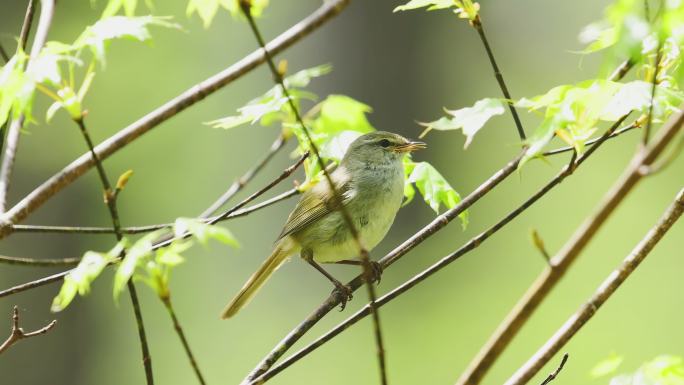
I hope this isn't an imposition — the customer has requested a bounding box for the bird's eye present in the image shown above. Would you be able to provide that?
[378,139,391,148]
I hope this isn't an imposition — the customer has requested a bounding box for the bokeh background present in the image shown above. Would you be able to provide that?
[1,1,682,384]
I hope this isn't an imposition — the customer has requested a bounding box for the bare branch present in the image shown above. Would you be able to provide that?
[0,0,53,213]
[0,254,80,266]
[504,189,684,385]
[0,306,56,355]
[457,107,684,385]
[0,0,351,238]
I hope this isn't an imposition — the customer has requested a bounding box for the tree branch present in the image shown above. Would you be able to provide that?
[0,306,56,355]
[245,116,631,385]
[161,296,206,385]
[0,0,52,213]
[539,353,569,385]
[0,0,351,238]
[199,133,288,218]
[471,16,526,140]
[504,188,684,385]
[456,107,684,385]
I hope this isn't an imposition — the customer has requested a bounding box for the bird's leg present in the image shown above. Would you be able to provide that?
[334,259,383,284]
[301,249,353,311]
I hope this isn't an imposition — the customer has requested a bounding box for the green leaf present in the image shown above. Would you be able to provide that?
[0,51,34,128]
[187,0,269,28]
[608,355,684,385]
[420,98,505,148]
[590,352,624,378]
[174,218,240,248]
[393,0,455,12]
[318,130,364,161]
[102,0,141,17]
[74,16,182,65]
[51,241,126,312]
[113,231,164,300]
[407,161,468,228]
[313,94,375,135]
[205,64,331,130]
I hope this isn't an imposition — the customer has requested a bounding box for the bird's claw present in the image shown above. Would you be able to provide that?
[331,283,354,311]
[365,261,383,284]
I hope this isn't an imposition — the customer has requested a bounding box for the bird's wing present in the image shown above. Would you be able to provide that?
[277,170,354,240]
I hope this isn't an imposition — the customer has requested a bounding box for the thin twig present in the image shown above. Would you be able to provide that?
[539,353,569,385]
[472,16,526,140]
[239,1,388,383]
[0,0,351,239]
[0,0,52,213]
[456,107,684,385]
[200,133,288,218]
[161,296,206,385]
[0,43,9,63]
[18,0,36,51]
[0,254,80,266]
[505,188,684,385]
[0,157,305,294]
[74,117,154,385]
[543,124,637,156]
[608,59,634,82]
[0,306,56,355]
[246,116,631,385]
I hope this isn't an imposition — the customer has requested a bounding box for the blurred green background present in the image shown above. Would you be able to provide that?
[1,1,682,384]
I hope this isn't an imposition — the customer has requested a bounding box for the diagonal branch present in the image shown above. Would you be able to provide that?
[456,107,684,385]
[0,306,56,355]
[246,116,631,385]
[0,0,51,213]
[0,0,351,238]
[505,188,684,385]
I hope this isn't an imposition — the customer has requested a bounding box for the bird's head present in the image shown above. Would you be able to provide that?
[341,131,426,166]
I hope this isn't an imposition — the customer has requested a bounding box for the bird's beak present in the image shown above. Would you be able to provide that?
[394,140,427,153]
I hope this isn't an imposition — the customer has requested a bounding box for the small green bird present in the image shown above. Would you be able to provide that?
[221,131,426,319]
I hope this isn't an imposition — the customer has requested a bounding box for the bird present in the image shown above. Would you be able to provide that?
[220,131,426,319]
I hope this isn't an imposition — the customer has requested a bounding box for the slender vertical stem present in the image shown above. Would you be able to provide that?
[472,17,526,141]
[74,117,154,385]
[162,297,206,385]
[239,3,388,384]
[0,0,51,213]
[18,0,36,51]
[504,188,684,385]
[643,45,662,145]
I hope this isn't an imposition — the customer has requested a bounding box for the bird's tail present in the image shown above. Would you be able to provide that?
[220,239,293,319]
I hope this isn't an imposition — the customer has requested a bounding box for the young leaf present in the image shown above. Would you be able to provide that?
[312,94,375,135]
[0,52,34,127]
[51,241,126,312]
[407,161,468,228]
[187,0,270,28]
[205,64,331,130]
[113,230,164,300]
[419,98,505,148]
[74,16,182,65]
[590,352,624,378]
[102,0,143,17]
[393,0,456,12]
[174,217,240,248]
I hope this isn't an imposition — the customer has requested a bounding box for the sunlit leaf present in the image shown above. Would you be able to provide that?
[591,353,624,378]
[420,98,505,148]
[0,51,34,127]
[318,130,363,161]
[102,0,141,17]
[313,94,374,135]
[174,217,240,248]
[393,0,455,12]
[113,231,164,300]
[407,161,467,228]
[51,241,126,312]
[187,0,269,28]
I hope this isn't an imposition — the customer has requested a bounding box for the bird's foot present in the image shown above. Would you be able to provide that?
[331,283,354,311]
[364,261,383,284]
